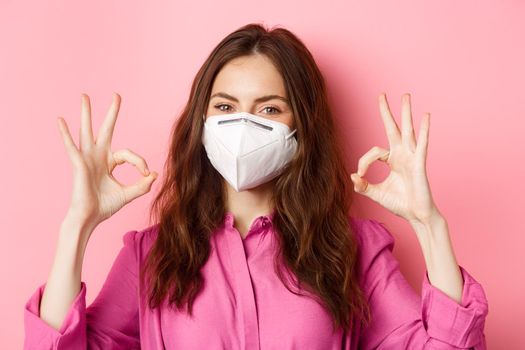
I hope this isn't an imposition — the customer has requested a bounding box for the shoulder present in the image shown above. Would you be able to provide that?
[122,223,160,260]
[348,215,396,273]
[348,215,395,248]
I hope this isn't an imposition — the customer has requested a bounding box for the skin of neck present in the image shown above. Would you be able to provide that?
[224,178,276,238]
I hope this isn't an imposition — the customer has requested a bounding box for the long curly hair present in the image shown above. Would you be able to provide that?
[141,22,371,333]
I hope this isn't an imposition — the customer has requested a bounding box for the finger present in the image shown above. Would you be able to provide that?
[122,171,158,203]
[379,93,401,146]
[401,93,417,151]
[112,148,151,176]
[350,173,381,202]
[96,92,121,147]
[415,113,430,163]
[356,145,390,177]
[79,93,95,151]
[57,116,82,166]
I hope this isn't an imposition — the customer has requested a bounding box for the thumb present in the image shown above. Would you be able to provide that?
[123,171,158,203]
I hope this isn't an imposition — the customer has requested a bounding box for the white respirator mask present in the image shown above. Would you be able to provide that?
[201,111,298,192]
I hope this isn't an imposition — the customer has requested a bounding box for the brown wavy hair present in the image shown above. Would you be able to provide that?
[140,22,371,333]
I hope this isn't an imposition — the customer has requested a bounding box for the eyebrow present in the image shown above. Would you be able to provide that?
[210,92,289,104]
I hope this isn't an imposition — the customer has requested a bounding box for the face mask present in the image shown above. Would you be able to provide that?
[202,111,298,192]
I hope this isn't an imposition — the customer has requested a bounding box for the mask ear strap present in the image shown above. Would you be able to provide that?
[286,129,297,139]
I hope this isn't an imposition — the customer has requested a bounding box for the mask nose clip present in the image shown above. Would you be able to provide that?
[204,112,296,138]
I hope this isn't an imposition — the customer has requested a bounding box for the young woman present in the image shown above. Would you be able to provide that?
[24,23,488,349]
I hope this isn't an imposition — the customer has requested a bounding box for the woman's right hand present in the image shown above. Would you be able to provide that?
[57,92,158,231]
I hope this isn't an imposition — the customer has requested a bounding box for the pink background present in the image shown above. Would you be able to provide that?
[1,1,523,348]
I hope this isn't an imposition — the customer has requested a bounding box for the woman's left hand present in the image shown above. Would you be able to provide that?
[350,93,442,225]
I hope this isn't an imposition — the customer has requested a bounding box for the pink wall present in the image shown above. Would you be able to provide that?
[1,1,523,348]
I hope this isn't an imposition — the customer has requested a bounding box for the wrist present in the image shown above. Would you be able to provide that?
[409,207,445,229]
[62,210,98,234]
[59,215,96,249]
[410,213,448,242]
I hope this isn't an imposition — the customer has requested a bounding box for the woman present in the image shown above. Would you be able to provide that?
[24,23,488,349]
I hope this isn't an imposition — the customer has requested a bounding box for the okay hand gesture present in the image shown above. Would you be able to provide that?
[350,93,441,225]
[57,93,158,230]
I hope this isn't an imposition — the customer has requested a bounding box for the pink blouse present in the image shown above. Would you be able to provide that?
[24,213,489,349]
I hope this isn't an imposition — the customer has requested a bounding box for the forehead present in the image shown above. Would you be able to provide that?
[211,55,287,98]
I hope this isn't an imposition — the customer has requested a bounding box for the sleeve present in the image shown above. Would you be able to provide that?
[23,229,141,350]
[354,218,489,350]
